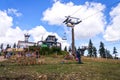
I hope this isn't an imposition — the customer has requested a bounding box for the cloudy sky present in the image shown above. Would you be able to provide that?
[0,0,120,56]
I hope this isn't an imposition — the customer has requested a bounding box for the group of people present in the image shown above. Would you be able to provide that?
[24,51,40,58]
[2,50,40,59]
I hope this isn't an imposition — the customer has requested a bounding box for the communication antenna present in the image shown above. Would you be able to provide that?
[24,33,30,42]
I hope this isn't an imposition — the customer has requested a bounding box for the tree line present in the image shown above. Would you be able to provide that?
[0,40,119,59]
[87,39,118,59]
[0,43,17,50]
[64,39,118,59]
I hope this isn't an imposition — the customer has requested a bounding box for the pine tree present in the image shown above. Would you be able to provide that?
[6,44,10,50]
[93,46,97,57]
[13,43,16,48]
[68,47,72,52]
[88,39,93,57]
[64,46,67,51]
[99,41,106,58]
[0,43,3,50]
[113,47,117,59]
[105,49,113,59]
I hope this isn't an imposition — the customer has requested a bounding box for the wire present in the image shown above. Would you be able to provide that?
[64,0,120,25]
[70,6,82,16]
[54,0,120,41]
[81,0,120,21]
[70,0,95,16]
[54,0,86,32]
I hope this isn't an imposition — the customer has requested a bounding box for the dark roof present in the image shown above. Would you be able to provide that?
[47,35,55,37]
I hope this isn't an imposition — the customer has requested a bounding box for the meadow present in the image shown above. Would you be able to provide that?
[0,55,120,80]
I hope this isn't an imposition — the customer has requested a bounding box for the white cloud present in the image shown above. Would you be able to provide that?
[7,8,22,17]
[42,1,106,40]
[28,26,47,42]
[42,1,75,25]
[0,9,68,49]
[75,2,106,39]
[2,27,25,44]
[0,10,13,37]
[0,10,25,46]
[104,3,120,41]
[53,0,61,3]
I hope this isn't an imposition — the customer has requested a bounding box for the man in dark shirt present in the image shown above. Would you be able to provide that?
[76,49,82,64]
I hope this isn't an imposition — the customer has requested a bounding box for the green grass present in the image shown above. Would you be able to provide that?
[0,56,120,80]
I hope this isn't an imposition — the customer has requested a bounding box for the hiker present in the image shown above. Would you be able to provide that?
[76,49,82,64]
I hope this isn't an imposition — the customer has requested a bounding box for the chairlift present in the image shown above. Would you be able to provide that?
[62,32,67,40]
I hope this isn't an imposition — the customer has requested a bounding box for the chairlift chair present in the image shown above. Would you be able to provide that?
[62,32,67,40]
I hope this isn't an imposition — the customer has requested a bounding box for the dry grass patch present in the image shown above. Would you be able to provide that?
[0,55,120,80]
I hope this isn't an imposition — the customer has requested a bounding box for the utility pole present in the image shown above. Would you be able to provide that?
[63,16,82,56]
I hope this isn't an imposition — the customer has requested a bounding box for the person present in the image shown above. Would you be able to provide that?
[76,49,82,64]
[36,50,39,58]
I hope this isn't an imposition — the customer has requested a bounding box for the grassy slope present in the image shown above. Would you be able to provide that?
[0,56,120,80]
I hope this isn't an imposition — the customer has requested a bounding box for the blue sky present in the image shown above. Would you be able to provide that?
[0,0,120,57]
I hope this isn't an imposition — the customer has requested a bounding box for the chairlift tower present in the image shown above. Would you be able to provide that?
[63,16,82,56]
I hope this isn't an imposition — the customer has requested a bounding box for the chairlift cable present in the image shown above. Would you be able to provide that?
[81,0,120,21]
[64,0,120,25]
[70,0,95,16]
[68,0,120,21]
[58,0,96,32]
[55,0,120,41]
[70,6,83,16]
